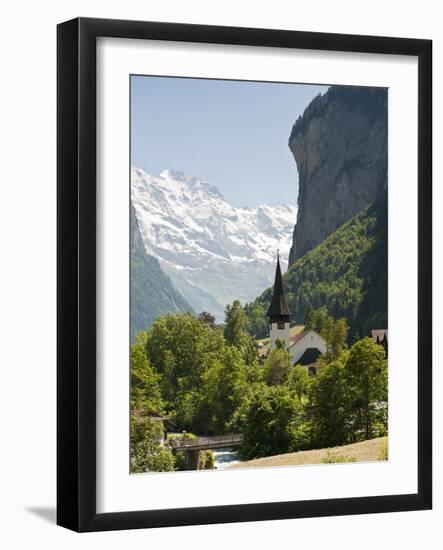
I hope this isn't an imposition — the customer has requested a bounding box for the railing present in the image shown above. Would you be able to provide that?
[170,433,243,450]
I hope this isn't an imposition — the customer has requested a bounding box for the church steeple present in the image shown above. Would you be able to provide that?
[267,251,291,322]
[267,251,291,350]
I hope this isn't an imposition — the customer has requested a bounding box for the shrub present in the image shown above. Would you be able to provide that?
[240,385,304,459]
[378,439,388,461]
[322,451,356,464]
[199,450,215,470]
[130,417,175,473]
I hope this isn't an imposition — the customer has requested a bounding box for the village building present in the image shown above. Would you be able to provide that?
[371,329,388,357]
[287,330,327,375]
[265,253,327,374]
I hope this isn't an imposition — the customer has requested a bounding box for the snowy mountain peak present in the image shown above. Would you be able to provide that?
[131,167,297,320]
[160,168,187,181]
[157,168,224,200]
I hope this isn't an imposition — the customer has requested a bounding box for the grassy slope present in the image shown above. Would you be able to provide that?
[229,437,387,469]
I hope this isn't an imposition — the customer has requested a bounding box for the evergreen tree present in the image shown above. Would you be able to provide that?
[312,306,330,334]
[244,301,268,339]
[304,304,315,330]
[224,300,258,365]
[224,300,250,347]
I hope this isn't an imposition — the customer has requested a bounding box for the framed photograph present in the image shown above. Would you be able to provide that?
[57,17,432,532]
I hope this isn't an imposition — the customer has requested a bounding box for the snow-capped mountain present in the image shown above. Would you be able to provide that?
[131,167,297,321]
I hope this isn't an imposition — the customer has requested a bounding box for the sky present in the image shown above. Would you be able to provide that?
[131,76,328,207]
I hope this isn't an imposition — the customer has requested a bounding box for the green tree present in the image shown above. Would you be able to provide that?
[130,337,164,414]
[241,385,303,459]
[244,301,268,339]
[146,313,225,405]
[174,386,201,431]
[130,417,175,473]
[309,355,348,448]
[263,346,292,386]
[145,313,236,432]
[304,304,315,330]
[344,337,388,441]
[287,365,311,402]
[274,338,286,350]
[224,300,249,347]
[224,300,258,365]
[301,306,349,361]
[311,306,330,334]
[322,317,349,361]
[199,346,248,433]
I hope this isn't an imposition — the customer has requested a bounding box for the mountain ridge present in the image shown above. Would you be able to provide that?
[130,204,194,340]
[132,167,297,320]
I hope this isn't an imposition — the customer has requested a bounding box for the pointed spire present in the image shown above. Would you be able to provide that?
[267,252,291,320]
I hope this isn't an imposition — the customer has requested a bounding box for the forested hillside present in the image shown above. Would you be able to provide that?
[246,191,387,341]
[130,205,193,340]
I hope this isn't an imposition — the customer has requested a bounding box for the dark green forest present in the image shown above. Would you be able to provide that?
[130,206,194,340]
[245,192,387,341]
[289,86,387,141]
[131,249,194,340]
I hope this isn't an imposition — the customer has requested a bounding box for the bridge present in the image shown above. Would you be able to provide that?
[170,434,243,469]
[171,433,243,451]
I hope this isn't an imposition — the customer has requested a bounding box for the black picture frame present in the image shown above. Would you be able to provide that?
[57,17,432,532]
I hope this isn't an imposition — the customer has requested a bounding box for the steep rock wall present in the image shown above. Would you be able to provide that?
[288,86,387,264]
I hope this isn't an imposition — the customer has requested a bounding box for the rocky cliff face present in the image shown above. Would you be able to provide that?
[288,86,387,264]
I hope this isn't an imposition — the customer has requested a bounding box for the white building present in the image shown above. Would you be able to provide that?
[266,254,327,375]
[287,329,327,374]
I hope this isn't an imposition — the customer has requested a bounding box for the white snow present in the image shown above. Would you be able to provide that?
[131,167,297,321]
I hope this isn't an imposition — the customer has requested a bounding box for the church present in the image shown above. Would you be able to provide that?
[265,253,327,375]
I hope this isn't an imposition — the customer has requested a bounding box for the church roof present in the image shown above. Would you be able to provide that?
[288,330,307,348]
[297,347,322,365]
[267,253,291,318]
